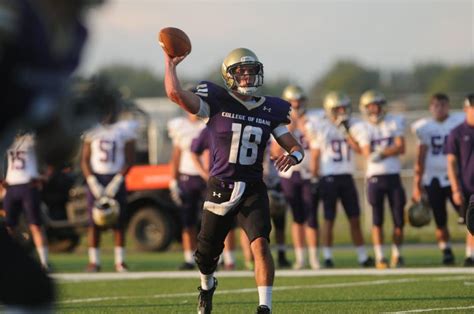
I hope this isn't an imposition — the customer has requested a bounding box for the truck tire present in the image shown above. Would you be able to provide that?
[128,206,174,252]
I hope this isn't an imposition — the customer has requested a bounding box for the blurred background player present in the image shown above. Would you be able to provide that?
[411,93,465,265]
[447,93,474,266]
[352,90,406,269]
[3,131,49,271]
[164,47,303,314]
[190,126,248,270]
[81,78,136,273]
[272,85,320,270]
[0,0,103,312]
[263,146,291,268]
[167,111,206,270]
[306,91,374,268]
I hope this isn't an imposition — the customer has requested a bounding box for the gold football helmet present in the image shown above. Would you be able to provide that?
[221,48,263,96]
[92,196,120,227]
[323,91,351,124]
[282,85,306,102]
[359,90,386,123]
[407,200,432,228]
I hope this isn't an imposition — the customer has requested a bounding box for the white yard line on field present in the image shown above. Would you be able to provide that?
[59,278,418,304]
[386,305,474,313]
[53,267,474,283]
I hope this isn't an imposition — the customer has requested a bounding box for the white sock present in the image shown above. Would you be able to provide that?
[374,245,384,261]
[356,246,368,263]
[322,246,332,260]
[439,241,450,250]
[114,247,125,265]
[308,246,320,269]
[466,244,473,257]
[223,250,235,265]
[184,250,194,264]
[89,247,100,265]
[294,247,306,265]
[258,286,272,310]
[200,273,215,290]
[36,246,48,267]
[391,244,401,259]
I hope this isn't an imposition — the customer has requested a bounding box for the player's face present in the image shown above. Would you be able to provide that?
[430,99,449,121]
[367,103,381,116]
[464,104,474,120]
[232,65,259,87]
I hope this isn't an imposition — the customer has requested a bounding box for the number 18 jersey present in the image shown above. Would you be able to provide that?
[195,81,291,182]
[83,121,137,175]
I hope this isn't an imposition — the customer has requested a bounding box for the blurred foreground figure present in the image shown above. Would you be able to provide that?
[0,0,103,312]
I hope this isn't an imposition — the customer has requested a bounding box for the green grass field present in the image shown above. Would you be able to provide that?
[46,245,474,313]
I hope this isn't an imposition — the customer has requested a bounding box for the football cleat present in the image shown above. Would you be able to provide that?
[463,257,474,267]
[360,257,375,267]
[115,263,129,273]
[390,256,405,268]
[292,262,306,270]
[324,259,334,268]
[277,254,291,269]
[256,305,271,314]
[197,277,217,314]
[310,260,321,270]
[442,248,455,265]
[223,263,235,271]
[85,263,101,273]
[179,262,196,270]
[466,196,474,235]
[376,258,389,269]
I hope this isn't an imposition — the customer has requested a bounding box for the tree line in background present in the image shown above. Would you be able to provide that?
[94,61,473,109]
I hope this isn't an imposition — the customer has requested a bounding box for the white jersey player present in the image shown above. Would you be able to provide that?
[306,92,373,268]
[3,132,49,270]
[167,113,206,270]
[352,90,406,269]
[81,101,136,273]
[271,85,319,270]
[411,93,465,265]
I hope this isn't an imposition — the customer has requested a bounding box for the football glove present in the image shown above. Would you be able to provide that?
[369,148,384,162]
[104,173,124,197]
[310,177,320,195]
[169,179,182,206]
[86,175,104,199]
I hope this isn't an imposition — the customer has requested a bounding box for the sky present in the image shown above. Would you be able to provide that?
[78,0,474,88]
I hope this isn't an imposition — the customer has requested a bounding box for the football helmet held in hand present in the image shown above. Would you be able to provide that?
[407,200,432,227]
[92,196,120,227]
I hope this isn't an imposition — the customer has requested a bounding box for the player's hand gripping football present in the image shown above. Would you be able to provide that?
[272,153,298,172]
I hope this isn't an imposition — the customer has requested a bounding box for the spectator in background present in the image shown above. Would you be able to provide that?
[411,93,465,265]
[447,93,474,266]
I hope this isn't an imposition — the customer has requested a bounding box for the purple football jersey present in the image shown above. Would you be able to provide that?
[446,121,474,194]
[191,126,211,154]
[195,81,291,182]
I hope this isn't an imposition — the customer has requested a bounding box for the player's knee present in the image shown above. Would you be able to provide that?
[195,241,223,274]
[250,237,270,259]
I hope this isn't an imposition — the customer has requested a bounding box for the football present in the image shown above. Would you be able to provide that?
[158,27,192,58]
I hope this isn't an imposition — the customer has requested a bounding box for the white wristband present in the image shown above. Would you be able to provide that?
[290,151,303,164]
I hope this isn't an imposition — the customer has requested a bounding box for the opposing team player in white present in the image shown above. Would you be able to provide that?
[81,98,136,273]
[167,112,206,270]
[272,85,320,270]
[411,93,466,265]
[352,90,406,269]
[306,92,374,268]
[3,131,49,271]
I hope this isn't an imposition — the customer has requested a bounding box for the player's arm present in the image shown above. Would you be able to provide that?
[190,150,209,181]
[447,153,464,206]
[412,144,427,202]
[80,140,93,178]
[345,133,362,154]
[164,54,201,114]
[310,147,321,178]
[380,136,405,157]
[120,139,135,176]
[273,132,304,172]
[169,145,181,181]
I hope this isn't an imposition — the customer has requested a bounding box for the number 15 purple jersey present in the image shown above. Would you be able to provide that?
[195,81,291,182]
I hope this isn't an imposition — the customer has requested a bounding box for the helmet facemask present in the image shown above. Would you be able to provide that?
[330,106,352,125]
[364,101,386,124]
[225,61,264,96]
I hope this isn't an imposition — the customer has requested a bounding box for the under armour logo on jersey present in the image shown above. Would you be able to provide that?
[213,191,222,198]
[263,106,272,113]
[195,84,208,97]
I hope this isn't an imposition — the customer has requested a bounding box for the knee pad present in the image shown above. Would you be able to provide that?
[194,241,224,275]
